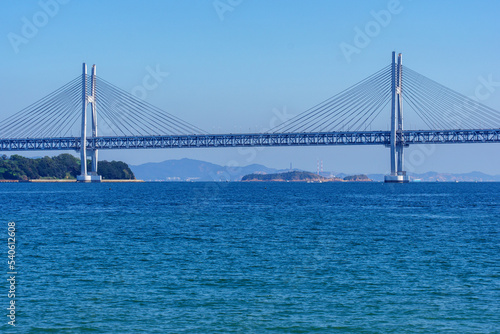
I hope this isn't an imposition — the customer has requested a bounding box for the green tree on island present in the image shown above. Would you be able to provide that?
[0,154,135,180]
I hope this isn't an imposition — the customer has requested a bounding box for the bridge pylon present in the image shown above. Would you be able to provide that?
[77,63,101,183]
[385,52,409,183]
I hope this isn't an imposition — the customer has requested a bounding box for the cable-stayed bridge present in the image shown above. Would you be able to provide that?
[1,52,499,182]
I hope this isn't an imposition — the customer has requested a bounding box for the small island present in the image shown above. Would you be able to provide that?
[241,171,372,182]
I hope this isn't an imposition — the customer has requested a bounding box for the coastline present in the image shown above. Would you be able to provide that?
[240,179,372,183]
[0,179,144,183]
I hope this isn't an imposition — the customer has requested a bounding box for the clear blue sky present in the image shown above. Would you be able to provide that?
[1,0,499,174]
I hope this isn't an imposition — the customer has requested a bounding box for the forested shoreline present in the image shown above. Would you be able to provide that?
[0,154,135,180]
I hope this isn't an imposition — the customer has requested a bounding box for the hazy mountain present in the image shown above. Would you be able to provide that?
[131,158,500,182]
[407,171,500,182]
[367,171,500,182]
[366,174,385,182]
[130,158,278,181]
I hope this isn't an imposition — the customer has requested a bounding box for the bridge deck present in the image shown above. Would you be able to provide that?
[0,129,499,152]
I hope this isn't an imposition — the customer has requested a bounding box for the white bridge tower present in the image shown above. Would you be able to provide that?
[385,52,409,183]
[77,63,101,183]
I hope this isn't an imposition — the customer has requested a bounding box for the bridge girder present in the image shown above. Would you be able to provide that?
[0,129,498,152]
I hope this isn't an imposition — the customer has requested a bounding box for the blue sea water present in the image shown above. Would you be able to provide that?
[0,182,499,333]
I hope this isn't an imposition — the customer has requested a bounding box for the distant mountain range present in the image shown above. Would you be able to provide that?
[130,158,279,181]
[130,158,500,182]
[365,171,500,182]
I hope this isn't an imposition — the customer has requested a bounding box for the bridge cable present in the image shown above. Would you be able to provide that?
[271,65,391,133]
